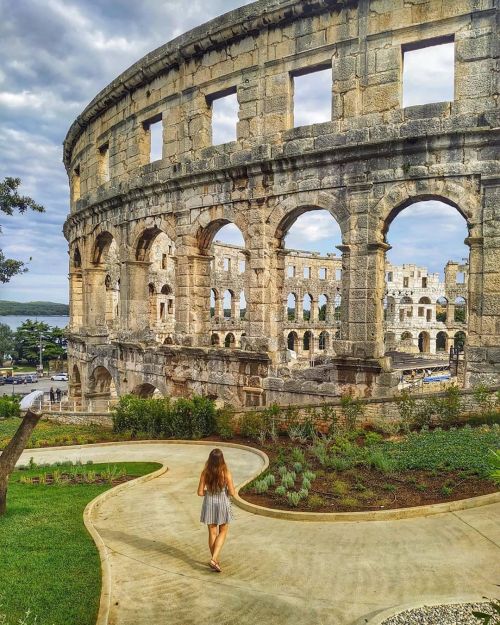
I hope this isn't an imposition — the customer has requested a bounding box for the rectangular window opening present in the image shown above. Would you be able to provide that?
[402,38,454,108]
[292,66,332,128]
[160,302,165,320]
[145,116,163,162]
[303,267,311,279]
[208,88,238,145]
[456,272,465,284]
[418,307,424,317]
[287,265,295,278]
[167,299,173,314]
[161,254,167,269]
[403,277,409,288]
[239,259,245,274]
[72,165,81,201]
[223,258,231,272]
[387,271,393,282]
[422,277,427,288]
[98,143,110,182]
[335,269,342,281]
[319,267,327,280]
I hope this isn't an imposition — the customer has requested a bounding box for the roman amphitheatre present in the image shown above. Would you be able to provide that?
[63,0,499,411]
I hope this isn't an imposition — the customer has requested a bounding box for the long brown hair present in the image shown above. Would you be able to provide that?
[203,448,228,493]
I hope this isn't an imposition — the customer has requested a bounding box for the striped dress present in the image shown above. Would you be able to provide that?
[200,484,234,525]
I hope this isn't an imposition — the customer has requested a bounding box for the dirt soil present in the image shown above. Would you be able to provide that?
[206,435,499,513]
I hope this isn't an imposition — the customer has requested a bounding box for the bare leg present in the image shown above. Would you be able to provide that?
[212,523,229,564]
[208,524,218,555]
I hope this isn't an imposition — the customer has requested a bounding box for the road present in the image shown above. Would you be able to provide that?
[1,377,68,397]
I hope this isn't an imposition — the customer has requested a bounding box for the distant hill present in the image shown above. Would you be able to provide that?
[0,301,69,316]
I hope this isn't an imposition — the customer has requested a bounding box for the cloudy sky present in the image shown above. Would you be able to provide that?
[0,1,465,303]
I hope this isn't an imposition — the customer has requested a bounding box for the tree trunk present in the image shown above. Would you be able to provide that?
[0,410,42,516]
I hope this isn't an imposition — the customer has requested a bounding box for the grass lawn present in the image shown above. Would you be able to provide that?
[0,417,140,449]
[0,461,160,625]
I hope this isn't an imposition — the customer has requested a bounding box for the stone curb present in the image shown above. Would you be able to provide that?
[234,487,500,522]
[83,463,168,625]
[355,595,498,625]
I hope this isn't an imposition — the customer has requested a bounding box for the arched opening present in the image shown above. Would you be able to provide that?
[454,331,466,352]
[145,230,176,333]
[224,333,235,348]
[303,330,312,352]
[384,331,396,350]
[384,198,469,363]
[334,292,342,321]
[70,364,82,403]
[91,232,120,329]
[384,296,396,322]
[73,247,82,269]
[88,365,117,410]
[318,294,328,321]
[223,290,234,318]
[287,331,298,351]
[287,293,297,321]
[418,331,431,353]
[240,332,246,347]
[454,296,467,323]
[436,331,448,352]
[164,336,174,345]
[303,293,312,321]
[279,207,343,358]
[239,292,247,319]
[70,246,84,329]
[132,383,163,398]
[436,296,448,322]
[211,333,220,346]
[318,331,329,351]
[205,222,248,334]
[400,331,414,352]
[135,227,164,262]
[148,283,157,324]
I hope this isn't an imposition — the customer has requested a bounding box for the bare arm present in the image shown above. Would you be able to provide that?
[226,470,236,497]
[197,471,206,496]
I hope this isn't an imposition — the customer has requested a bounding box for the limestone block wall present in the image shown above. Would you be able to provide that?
[64,0,500,409]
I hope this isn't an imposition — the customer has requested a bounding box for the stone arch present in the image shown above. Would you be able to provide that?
[436,331,448,352]
[286,293,297,321]
[454,296,467,322]
[135,226,164,261]
[302,293,312,321]
[87,365,118,410]
[91,231,115,265]
[303,330,312,351]
[384,331,396,350]
[223,290,235,318]
[318,331,329,350]
[418,331,431,353]
[210,288,219,318]
[164,336,174,345]
[132,383,164,398]
[72,246,82,269]
[318,294,328,321]
[69,363,82,403]
[224,332,236,348]
[211,333,220,346]
[161,284,172,295]
[287,331,298,351]
[454,331,466,351]
[436,296,448,322]
[129,216,176,261]
[196,213,249,252]
[239,291,247,319]
[375,179,478,241]
[419,297,431,304]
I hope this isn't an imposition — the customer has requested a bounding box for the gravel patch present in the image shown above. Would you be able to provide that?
[381,602,495,625]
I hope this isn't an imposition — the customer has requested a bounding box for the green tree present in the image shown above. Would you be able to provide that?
[13,320,66,366]
[0,177,44,283]
[0,322,14,364]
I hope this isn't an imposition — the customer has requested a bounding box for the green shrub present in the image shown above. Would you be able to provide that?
[298,488,309,499]
[307,494,325,509]
[286,491,301,507]
[275,485,287,497]
[488,449,500,485]
[364,431,384,446]
[340,393,365,430]
[302,477,311,491]
[395,390,416,433]
[328,455,353,471]
[281,473,295,489]
[433,385,461,427]
[215,409,234,439]
[339,496,359,508]
[112,395,216,439]
[278,465,288,477]
[303,470,316,481]
[239,411,263,439]
[254,479,269,494]
[0,395,20,419]
[331,479,349,496]
[365,449,395,473]
[291,447,306,464]
[293,461,303,474]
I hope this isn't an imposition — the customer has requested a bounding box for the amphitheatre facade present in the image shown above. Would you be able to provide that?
[63,0,499,409]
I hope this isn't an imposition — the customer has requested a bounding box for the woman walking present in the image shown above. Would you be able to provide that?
[197,448,236,572]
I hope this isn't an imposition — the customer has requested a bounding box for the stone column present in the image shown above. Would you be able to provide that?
[465,180,500,386]
[123,260,151,332]
[83,267,107,330]
[69,269,83,331]
[175,232,213,345]
[337,240,389,360]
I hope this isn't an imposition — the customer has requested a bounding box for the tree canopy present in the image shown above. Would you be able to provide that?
[0,177,45,284]
[14,320,67,366]
[0,323,14,364]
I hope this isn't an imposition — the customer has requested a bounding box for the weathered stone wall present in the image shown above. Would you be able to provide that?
[64,0,500,409]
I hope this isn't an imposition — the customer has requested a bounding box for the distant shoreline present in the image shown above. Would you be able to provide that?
[0,301,69,316]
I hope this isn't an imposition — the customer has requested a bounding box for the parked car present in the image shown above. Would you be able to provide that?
[13,376,26,384]
[50,373,68,381]
[4,376,14,384]
[24,375,38,383]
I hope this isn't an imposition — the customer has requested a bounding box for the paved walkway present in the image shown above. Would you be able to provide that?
[18,443,500,625]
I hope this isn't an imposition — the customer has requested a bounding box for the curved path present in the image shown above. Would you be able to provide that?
[18,442,500,625]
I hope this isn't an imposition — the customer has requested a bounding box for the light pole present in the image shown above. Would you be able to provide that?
[38,333,43,376]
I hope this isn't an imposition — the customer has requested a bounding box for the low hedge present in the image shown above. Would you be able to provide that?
[112,394,216,439]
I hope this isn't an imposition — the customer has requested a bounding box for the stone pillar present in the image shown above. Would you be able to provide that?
[69,269,83,331]
[337,241,389,360]
[83,267,107,329]
[465,180,500,386]
[175,233,212,345]
[123,260,151,332]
